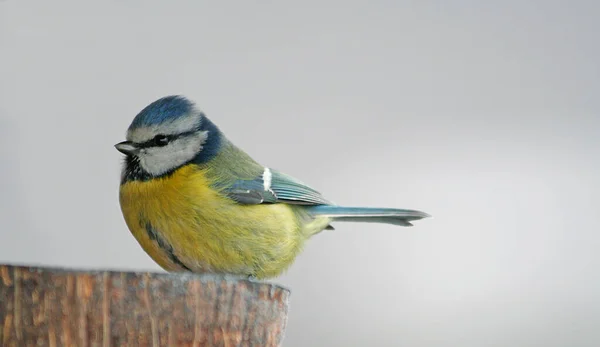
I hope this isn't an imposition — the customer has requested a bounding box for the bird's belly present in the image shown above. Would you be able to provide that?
[118,165,307,278]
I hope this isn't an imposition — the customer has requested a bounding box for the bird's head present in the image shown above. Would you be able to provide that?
[115,95,222,182]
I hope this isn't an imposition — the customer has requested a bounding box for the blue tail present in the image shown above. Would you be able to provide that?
[308,206,430,227]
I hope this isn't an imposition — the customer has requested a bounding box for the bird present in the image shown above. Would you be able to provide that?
[115,95,429,279]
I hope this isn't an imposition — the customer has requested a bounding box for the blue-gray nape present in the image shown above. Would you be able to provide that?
[130,95,195,129]
[192,115,222,165]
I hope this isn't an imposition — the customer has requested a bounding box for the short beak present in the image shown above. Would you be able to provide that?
[114,141,139,155]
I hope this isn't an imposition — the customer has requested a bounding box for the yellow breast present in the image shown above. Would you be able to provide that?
[118,164,309,278]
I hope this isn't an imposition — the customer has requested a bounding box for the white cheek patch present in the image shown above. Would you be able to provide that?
[127,112,202,143]
[138,130,209,176]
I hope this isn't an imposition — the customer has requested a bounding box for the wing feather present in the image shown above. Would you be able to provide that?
[225,169,331,205]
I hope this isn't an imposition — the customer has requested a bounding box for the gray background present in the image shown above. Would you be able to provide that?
[1,1,599,346]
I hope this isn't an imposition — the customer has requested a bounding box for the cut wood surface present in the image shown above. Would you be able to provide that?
[0,264,290,347]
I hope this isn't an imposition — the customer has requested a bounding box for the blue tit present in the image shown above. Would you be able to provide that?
[115,95,429,279]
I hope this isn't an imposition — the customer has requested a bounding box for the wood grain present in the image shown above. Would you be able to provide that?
[0,264,290,347]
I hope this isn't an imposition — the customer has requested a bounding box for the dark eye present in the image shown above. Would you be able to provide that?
[153,135,170,147]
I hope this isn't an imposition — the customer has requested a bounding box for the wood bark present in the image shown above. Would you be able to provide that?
[0,264,290,347]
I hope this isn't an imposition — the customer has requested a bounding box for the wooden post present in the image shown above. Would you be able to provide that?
[0,264,290,347]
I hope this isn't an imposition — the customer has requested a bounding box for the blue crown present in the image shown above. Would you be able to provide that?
[130,95,194,128]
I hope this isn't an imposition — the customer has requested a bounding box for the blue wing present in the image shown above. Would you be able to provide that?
[225,169,332,205]
[222,168,429,229]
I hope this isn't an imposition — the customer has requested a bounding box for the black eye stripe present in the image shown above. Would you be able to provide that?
[138,135,171,148]
[137,131,199,148]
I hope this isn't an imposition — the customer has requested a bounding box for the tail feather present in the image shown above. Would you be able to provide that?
[308,206,430,227]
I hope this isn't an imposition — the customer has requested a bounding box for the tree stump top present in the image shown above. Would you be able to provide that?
[0,263,290,347]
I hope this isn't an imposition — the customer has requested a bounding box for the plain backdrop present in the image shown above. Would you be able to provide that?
[1,1,599,346]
